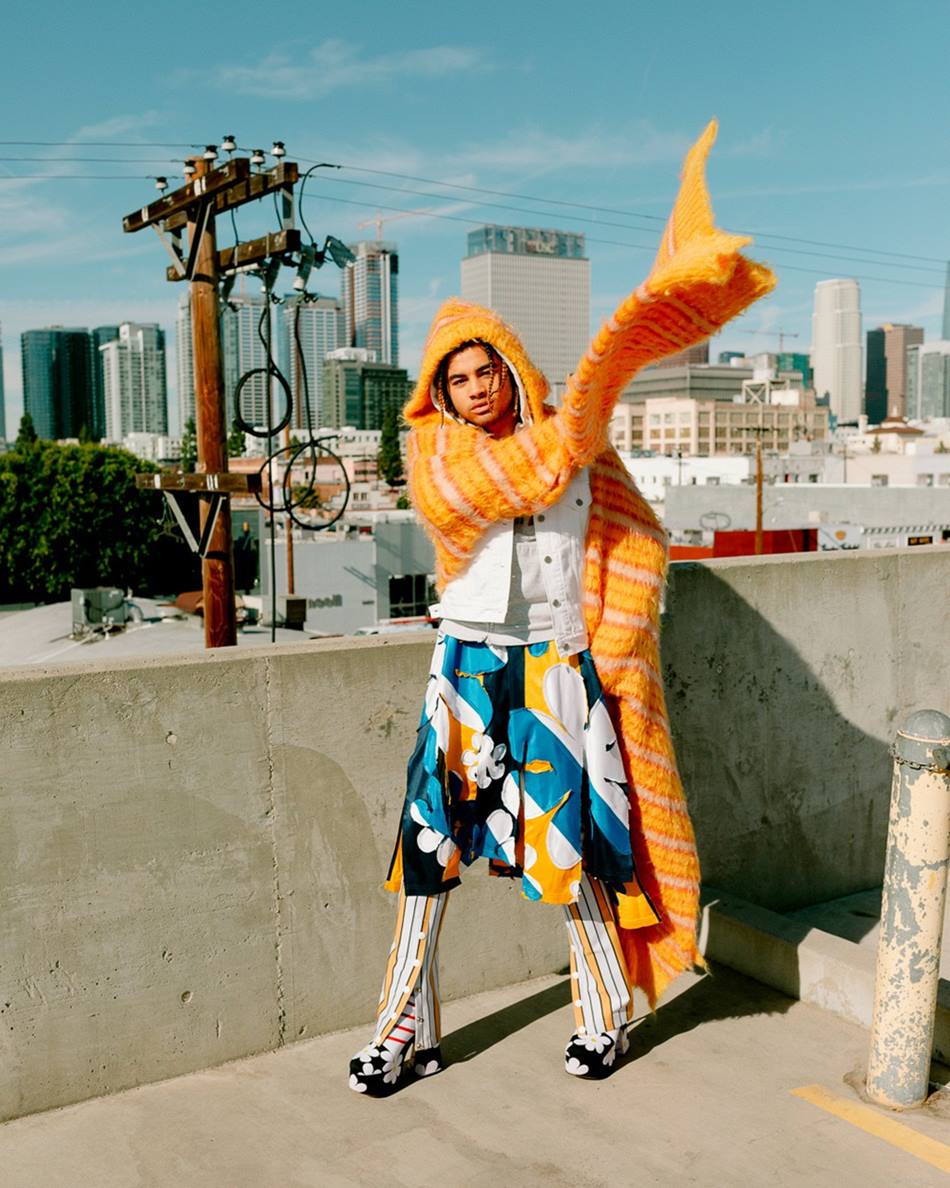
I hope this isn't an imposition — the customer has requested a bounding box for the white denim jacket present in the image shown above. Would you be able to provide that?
[430,468,591,657]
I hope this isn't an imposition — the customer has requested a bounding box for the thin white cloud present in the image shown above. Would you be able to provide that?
[720,126,783,159]
[864,291,944,327]
[200,40,487,100]
[716,174,950,200]
[0,113,169,288]
[448,122,693,172]
[69,111,166,142]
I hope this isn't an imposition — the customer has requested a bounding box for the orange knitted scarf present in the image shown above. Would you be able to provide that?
[403,122,775,1007]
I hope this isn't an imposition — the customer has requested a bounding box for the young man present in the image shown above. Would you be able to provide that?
[349,122,775,1095]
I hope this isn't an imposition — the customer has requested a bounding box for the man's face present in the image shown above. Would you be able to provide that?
[443,345,516,433]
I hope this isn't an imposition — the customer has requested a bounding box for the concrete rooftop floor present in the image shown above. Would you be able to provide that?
[3,963,949,1187]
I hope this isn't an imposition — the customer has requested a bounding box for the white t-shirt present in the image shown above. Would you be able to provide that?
[440,514,555,645]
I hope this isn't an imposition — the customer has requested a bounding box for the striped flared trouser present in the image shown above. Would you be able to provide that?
[374,871,633,1049]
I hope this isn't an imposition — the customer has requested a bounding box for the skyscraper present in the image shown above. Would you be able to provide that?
[100,323,168,442]
[942,262,950,341]
[341,241,399,365]
[906,341,950,420]
[278,295,343,431]
[178,289,286,433]
[460,225,590,403]
[865,323,923,421]
[865,328,886,423]
[91,326,119,439]
[321,348,409,430]
[222,293,271,429]
[176,293,195,429]
[21,327,95,439]
[0,323,6,440]
[811,279,863,422]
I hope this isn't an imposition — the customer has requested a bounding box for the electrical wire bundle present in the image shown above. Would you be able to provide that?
[224,157,357,637]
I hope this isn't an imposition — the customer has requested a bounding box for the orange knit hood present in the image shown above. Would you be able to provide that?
[403,299,551,428]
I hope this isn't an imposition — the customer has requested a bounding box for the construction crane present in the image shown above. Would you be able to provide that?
[357,209,430,240]
[744,328,801,353]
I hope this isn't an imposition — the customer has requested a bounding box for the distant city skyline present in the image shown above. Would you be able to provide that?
[3,3,949,439]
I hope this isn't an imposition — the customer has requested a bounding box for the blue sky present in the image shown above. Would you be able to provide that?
[2,0,949,437]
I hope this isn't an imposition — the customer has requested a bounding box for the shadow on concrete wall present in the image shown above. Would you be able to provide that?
[664,562,894,932]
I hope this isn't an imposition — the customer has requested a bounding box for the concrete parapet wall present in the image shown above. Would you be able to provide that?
[1,545,947,1119]
[664,546,948,909]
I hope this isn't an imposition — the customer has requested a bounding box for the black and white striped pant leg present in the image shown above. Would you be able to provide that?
[563,872,633,1037]
[374,889,449,1050]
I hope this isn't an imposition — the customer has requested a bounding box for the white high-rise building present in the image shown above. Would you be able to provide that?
[812,279,863,422]
[175,293,194,430]
[461,225,590,403]
[278,295,343,431]
[341,241,398,365]
[101,323,167,442]
[222,292,272,430]
[178,290,277,432]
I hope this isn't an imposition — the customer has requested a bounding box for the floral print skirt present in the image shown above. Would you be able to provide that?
[385,634,653,910]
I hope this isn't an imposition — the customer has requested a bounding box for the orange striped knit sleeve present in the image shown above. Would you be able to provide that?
[554,120,774,467]
[408,121,775,581]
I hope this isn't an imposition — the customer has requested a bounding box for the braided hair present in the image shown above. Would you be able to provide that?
[434,339,519,425]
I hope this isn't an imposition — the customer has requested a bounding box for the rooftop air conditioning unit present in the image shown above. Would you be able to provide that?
[71,587,128,636]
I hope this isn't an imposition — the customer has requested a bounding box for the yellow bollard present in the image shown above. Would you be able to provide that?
[867,709,950,1110]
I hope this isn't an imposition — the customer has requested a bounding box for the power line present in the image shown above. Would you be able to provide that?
[302,189,948,290]
[0,174,157,180]
[7,140,948,282]
[5,141,945,267]
[0,156,180,163]
[312,173,948,275]
[297,155,949,267]
[0,140,193,148]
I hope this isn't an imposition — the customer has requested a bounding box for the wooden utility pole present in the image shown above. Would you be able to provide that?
[122,151,301,649]
[189,156,236,647]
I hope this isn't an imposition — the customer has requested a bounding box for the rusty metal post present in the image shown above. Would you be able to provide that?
[190,157,237,648]
[866,709,950,1109]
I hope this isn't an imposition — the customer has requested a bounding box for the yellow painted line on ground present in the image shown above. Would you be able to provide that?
[791,1083,950,1175]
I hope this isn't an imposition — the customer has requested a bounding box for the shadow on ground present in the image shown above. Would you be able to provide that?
[442,961,797,1066]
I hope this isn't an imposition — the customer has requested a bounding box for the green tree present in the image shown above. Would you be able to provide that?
[227,418,246,459]
[395,492,411,510]
[377,404,404,487]
[0,440,197,603]
[15,412,38,450]
[78,423,94,445]
[180,416,197,473]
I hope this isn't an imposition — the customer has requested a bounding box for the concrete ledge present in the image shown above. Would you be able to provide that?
[700,889,950,1064]
[3,548,948,1121]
